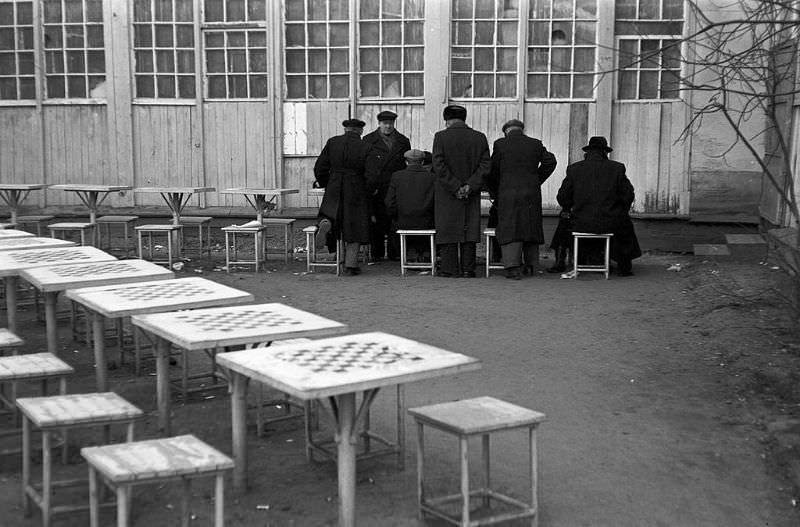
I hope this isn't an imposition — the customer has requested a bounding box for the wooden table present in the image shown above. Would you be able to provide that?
[0,247,116,334]
[0,237,75,251]
[216,331,481,527]
[219,188,299,224]
[130,302,346,435]
[133,186,215,226]
[0,184,49,223]
[48,184,132,224]
[21,259,174,389]
[0,229,34,239]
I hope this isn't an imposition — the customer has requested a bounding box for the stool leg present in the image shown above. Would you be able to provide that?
[530,426,538,527]
[304,399,314,462]
[305,231,312,273]
[485,234,490,278]
[133,327,142,376]
[605,237,611,280]
[430,234,436,276]
[400,234,407,276]
[214,473,225,527]
[42,430,52,527]
[117,485,130,527]
[22,417,31,516]
[573,235,579,276]
[397,384,405,470]
[482,434,490,508]
[181,477,191,527]
[415,421,425,518]
[59,378,68,464]
[88,467,99,527]
[225,232,231,273]
[460,436,469,527]
[256,383,264,438]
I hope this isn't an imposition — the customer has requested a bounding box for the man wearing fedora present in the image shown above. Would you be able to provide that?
[432,104,491,277]
[556,136,642,276]
[313,118,372,275]
[363,110,411,262]
[488,119,557,279]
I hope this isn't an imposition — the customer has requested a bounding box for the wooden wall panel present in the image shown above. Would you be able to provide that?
[355,103,429,150]
[526,102,573,209]
[282,156,319,209]
[0,107,43,183]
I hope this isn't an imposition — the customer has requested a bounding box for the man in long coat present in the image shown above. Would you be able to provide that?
[432,105,491,277]
[556,136,642,276]
[363,110,411,261]
[385,149,435,259]
[488,119,557,279]
[313,118,371,275]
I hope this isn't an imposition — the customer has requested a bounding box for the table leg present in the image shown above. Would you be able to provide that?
[88,467,99,527]
[155,336,172,435]
[214,474,224,527]
[335,392,357,527]
[45,291,59,356]
[5,276,17,333]
[92,311,108,391]
[231,372,249,491]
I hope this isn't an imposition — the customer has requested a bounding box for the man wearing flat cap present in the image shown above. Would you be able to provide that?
[385,149,436,261]
[363,110,411,262]
[488,119,557,279]
[313,118,371,275]
[432,104,491,277]
[556,136,641,276]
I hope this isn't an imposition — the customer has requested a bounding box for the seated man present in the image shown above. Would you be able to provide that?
[385,149,436,261]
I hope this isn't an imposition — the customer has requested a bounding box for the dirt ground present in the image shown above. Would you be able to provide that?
[2,219,800,527]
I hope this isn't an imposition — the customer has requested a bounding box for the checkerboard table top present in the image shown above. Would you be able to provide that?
[408,396,547,436]
[0,246,116,277]
[0,352,73,381]
[217,331,482,400]
[0,237,75,251]
[49,184,131,192]
[20,259,173,292]
[65,277,254,318]
[16,391,143,428]
[131,303,348,350]
[81,434,233,484]
[0,230,34,239]
[219,187,299,196]
[0,328,24,348]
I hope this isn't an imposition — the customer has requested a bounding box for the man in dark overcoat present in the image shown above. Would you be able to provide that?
[556,136,642,276]
[488,119,557,279]
[363,110,411,261]
[432,105,491,277]
[385,149,435,259]
[313,118,371,276]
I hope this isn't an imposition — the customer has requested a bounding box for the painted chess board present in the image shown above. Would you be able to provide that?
[21,259,173,292]
[0,246,116,277]
[0,352,73,381]
[0,328,24,348]
[217,332,482,399]
[65,277,253,318]
[0,237,75,251]
[0,230,34,239]
[131,303,348,350]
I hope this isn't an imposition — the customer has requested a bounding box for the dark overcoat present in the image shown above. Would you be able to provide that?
[556,151,642,261]
[432,122,491,244]
[363,129,411,198]
[385,165,435,230]
[487,130,557,245]
[313,131,371,247]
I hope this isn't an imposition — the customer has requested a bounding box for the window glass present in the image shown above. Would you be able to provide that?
[617,38,681,99]
[0,1,34,100]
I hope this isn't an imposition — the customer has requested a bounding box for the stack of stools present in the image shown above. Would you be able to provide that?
[483,229,505,277]
[82,434,233,527]
[180,216,213,257]
[48,221,96,246]
[17,215,54,236]
[96,215,139,255]
[222,224,267,272]
[16,392,143,527]
[303,225,341,275]
[572,232,614,279]
[263,217,296,264]
[135,224,183,267]
[408,396,546,527]
[397,229,436,276]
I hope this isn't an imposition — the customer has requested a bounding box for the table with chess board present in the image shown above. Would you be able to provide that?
[48,184,132,224]
[130,302,347,435]
[21,259,174,390]
[0,183,49,223]
[219,188,299,223]
[0,230,34,239]
[0,247,116,333]
[216,332,481,527]
[0,237,75,252]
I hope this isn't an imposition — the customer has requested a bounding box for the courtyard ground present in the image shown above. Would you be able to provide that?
[1,217,799,526]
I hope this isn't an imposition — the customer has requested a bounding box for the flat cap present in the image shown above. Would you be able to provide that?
[404,149,425,161]
[342,118,366,128]
[376,110,397,122]
[502,119,525,133]
[443,104,467,121]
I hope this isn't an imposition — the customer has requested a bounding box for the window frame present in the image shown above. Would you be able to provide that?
[614,35,684,102]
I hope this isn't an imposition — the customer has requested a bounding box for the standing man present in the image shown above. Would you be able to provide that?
[556,136,641,276]
[385,149,436,261]
[432,104,491,277]
[488,119,557,279]
[313,118,371,276]
[363,110,411,261]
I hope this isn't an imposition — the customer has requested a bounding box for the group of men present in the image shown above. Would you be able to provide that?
[312,104,640,278]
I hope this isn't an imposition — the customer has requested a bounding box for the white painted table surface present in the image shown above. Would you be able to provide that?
[0,184,49,223]
[0,328,24,348]
[0,230,34,239]
[0,246,116,334]
[48,184,132,224]
[0,237,75,251]
[216,331,481,527]
[220,188,299,223]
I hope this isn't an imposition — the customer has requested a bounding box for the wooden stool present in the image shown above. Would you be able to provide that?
[263,217,296,264]
[17,215,54,236]
[82,434,233,527]
[222,225,267,272]
[483,229,504,278]
[48,222,96,246]
[136,224,182,267]
[0,328,24,356]
[397,229,436,276]
[180,216,213,257]
[303,225,341,275]
[572,232,613,280]
[408,396,546,527]
[96,215,139,255]
[17,392,143,527]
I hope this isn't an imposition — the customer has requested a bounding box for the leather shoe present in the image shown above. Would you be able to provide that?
[438,271,457,278]
[343,267,361,276]
[505,267,521,280]
[461,271,476,278]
